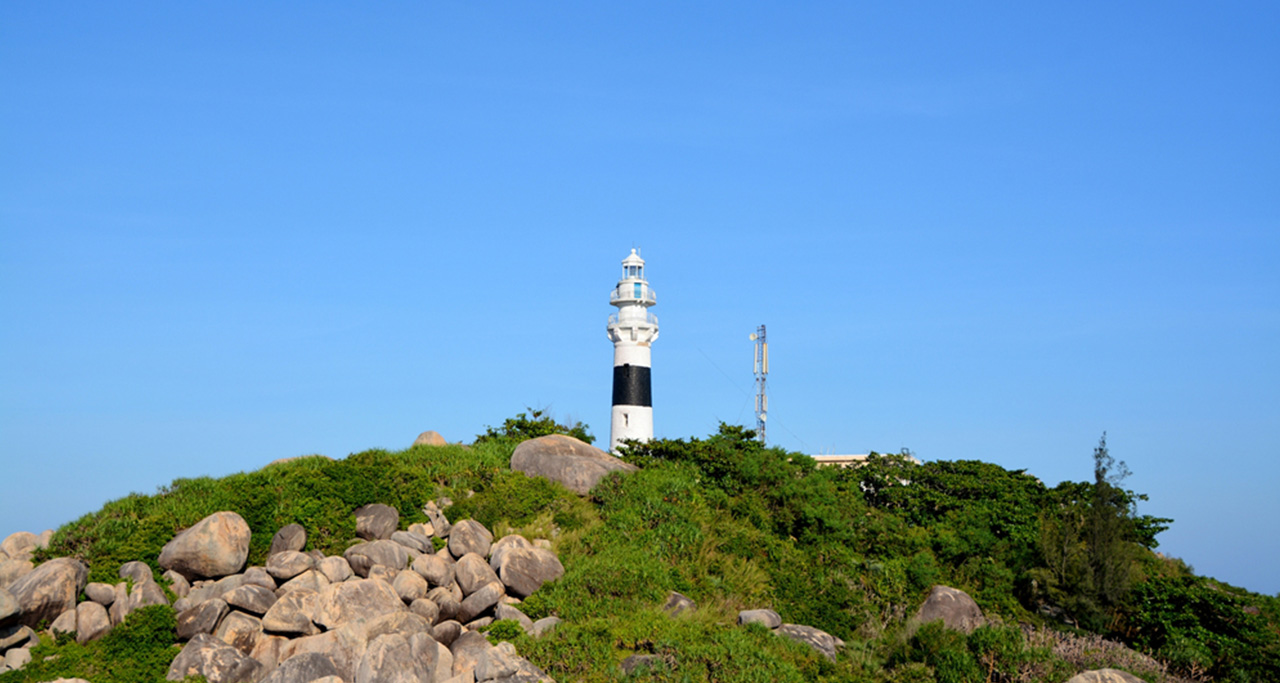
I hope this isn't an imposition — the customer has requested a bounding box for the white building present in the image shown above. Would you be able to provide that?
[606,249,658,453]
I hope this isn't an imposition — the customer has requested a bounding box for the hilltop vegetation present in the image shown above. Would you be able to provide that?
[12,412,1280,682]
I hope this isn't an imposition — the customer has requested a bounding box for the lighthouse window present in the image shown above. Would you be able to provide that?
[634,282,642,298]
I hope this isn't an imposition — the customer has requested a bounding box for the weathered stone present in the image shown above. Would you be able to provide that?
[177,598,230,641]
[35,530,53,549]
[108,581,130,625]
[621,654,665,675]
[214,610,262,655]
[187,573,248,605]
[50,607,78,635]
[738,608,782,629]
[0,623,36,650]
[224,583,278,616]
[448,520,494,559]
[5,646,32,671]
[358,633,430,683]
[530,616,561,638]
[129,579,170,610]
[83,582,116,606]
[408,522,435,539]
[431,619,462,646]
[510,433,638,495]
[281,625,367,682]
[163,570,191,598]
[75,601,111,643]
[355,504,400,541]
[0,558,34,590]
[413,553,456,588]
[776,623,840,661]
[412,631,454,683]
[261,652,340,683]
[423,502,452,539]
[0,532,37,561]
[119,560,154,586]
[662,591,695,616]
[393,567,429,603]
[318,556,354,583]
[464,616,493,630]
[261,588,318,636]
[413,430,448,447]
[368,565,400,584]
[243,566,278,590]
[458,580,504,623]
[1065,670,1145,683]
[476,641,521,681]
[450,630,493,679]
[314,578,406,631]
[488,535,532,573]
[497,548,563,598]
[345,540,409,578]
[166,632,264,682]
[250,633,290,672]
[269,524,307,557]
[8,557,88,628]
[494,603,534,633]
[158,511,252,581]
[364,610,432,642]
[276,568,330,597]
[390,530,433,554]
[0,587,18,627]
[915,585,985,634]
[409,597,440,626]
[455,553,500,596]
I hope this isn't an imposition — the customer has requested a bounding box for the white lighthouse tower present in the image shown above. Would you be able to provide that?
[607,249,658,453]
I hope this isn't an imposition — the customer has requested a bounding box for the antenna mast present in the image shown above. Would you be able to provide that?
[750,324,768,444]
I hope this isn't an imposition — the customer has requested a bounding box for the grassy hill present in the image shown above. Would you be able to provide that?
[10,413,1280,682]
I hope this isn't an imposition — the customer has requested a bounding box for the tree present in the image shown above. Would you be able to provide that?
[1088,432,1137,606]
[474,408,594,445]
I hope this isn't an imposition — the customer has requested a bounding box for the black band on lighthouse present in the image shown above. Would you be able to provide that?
[612,364,652,407]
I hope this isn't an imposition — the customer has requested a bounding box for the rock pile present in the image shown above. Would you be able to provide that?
[0,504,565,682]
[734,608,844,661]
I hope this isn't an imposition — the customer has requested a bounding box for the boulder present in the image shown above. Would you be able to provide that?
[177,598,230,641]
[423,501,452,539]
[158,512,252,581]
[0,558,34,589]
[364,610,433,642]
[489,535,532,573]
[166,632,264,683]
[344,540,409,578]
[0,532,38,561]
[413,632,455,683]
[262,588,319,636]
[50,606,78,636]
[8,557,88,628]
[357,633,430,683]
[75,601,111,643]
[495,603,534,633]
[448,520,494,559]
[224,584,278,616]
[455,553,500,596]
[413,430,448,447]
[476,640,522,681]
[738,608,781,629]
[355,504,400,541]
[431,619,462,646]
[0,587,18,628]
[1066,670,1145,683]
[84,582,116,606]
[280,625,367,682]
[317,556,354,583]
[510,433,638,495]
[261,652,341,683]
[409,597,440,626]
[244,566,278,589]
[449,630,493,679]
[390,530,433,554]
[250,634,290,671]
[268,524,307,557]
[313,578,406,631]
[128,580,170,611]
[5,646,33,671]
[408,522,435,538]
[776,623,840,661]
[915,585,985,633]
[108,582,130,625]
[163,570,191,598]
[0,623,37,650]
[412,553,455,588]
[662,591,695,616]
[497,547,564,598]
[276,569,330,597]
[118,561,154,586]
[392,567,429,603]
[267,551,314,582]
[458,580,505,623]
[214,610,262,655]
[530,616,561,638]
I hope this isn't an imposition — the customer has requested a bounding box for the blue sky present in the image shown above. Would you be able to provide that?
[2,3,1276,594]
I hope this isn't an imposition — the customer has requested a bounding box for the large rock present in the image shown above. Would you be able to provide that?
[914,585,985,633]
[8,557,88,628]
[776,623,840,661]
[262,588,319,636]
[1066,670,1145,683]
[497,547,564,598]
[489,535,532,573]
[158,512,252,581]
[267,550,314,581]
[118,561,154,586]
[0,587,18,628]
[738,608,781,629]
[663,591,695,616]
[318,556,354,583]
[356,633,428,683]
[455,553,500,596]
[447,520,493,559]
[390,530,433,555]
[261,652,340,683]
[423,502,452,539]
[510,434,638,495]
[224,584,278,616]
[413,430,448,447]
[75,601,111,643]
[269,524,307,556]
[214,610,262,655]
[281,625,368,682]
[0,558,34,589]
[392,568,429,604]
[345,540,409,578]
[458,580,505,623]
[412,553,455,588]
[314,579,406,631]
[0,532,38,561]
[177,599,230,641]
[449,630,493,680]
[167,633,264,683]
[128,580,170,611]
[355,504,400,541]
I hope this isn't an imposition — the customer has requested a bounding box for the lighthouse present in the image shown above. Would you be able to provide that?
[607,249,658,453]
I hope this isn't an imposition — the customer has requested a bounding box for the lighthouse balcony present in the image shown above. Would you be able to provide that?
[608,312,658,327]
[610,285,657,304]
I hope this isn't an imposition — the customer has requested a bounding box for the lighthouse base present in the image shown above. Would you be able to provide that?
[610,405,653,454]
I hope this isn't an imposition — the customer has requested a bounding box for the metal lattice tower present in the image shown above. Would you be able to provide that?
[750,324,768,444]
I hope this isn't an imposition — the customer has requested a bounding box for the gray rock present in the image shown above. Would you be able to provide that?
[621,654,665,675]
[0,623,37,650]
[458,580,505,623]
[50,606,78,635]
[0,559,34,590]
[409,597,440,626]
[345,540,409,578]
[465,616,493,630]
[242,566,277,590]
[75,601,111,643]
[166,632,264,682]
[449,630,493,679]
[424,501,452,539]
[488,535,532,573]
[1065,670,1145,683]
[355,503,400,541]
[476,641,521,681]
[8,557,88,628]
[413,553,456,588]
[261,652,340,683]
[391,530,434,554]
[313,578,406,631]
[456,553,500,596]
[224,583,278,615]
[409,522,435,538]
[318,556,354,583]
[187,573,248,605]
[276,569,330,596]
[413,430,448,447]
[510,433,638,495]
[163,570,191,598]
[915,585,985,634]
[214,610,262,655]
[427,587,462,621]
[530,616,561,638]
[448,520,494,559]
[776,623,840,661]
[84,582,117,606]
[268,524,307,556]
[0,587,18,627]
[177,598,230,641]
[280,625,366,682]
[0,532,37,561]
[494,603,534,633]
[393,567,429,603]
[5,646,32,671]
[358,633,429,683]
[108,581,130,625]
[497,548,564,598]
[662,591,695,616]
[261,588,318,636]
[250,633,290,672]
[119,561,154,586]
[432,619,462,646]
[368,565,400,584]
[738,608,781,629]
[413,631,455,683]
[158,511,252,581]
[128,580,170,610]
